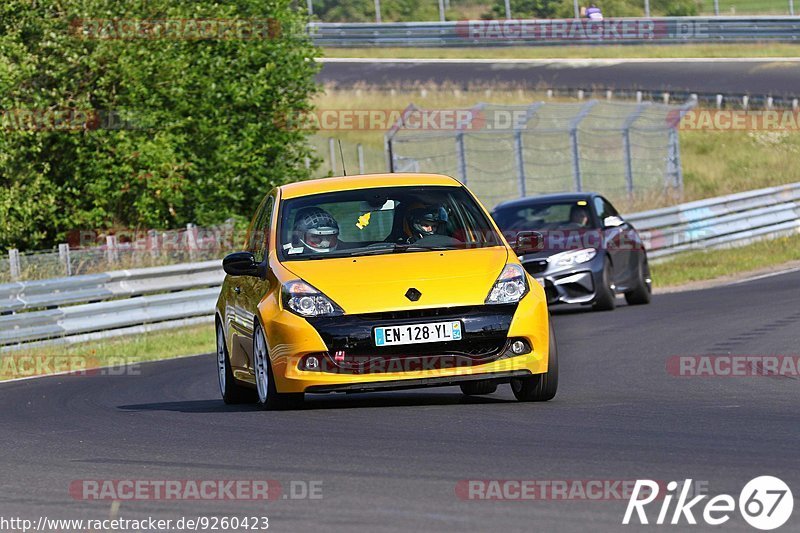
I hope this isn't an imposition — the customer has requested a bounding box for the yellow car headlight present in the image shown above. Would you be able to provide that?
[485,264,529,305]
[282,280,344,317]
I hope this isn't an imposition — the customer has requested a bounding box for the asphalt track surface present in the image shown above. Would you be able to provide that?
[318,58,800,97]
[1,270,798,532]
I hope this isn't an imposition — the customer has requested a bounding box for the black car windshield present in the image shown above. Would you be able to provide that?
[493,200,597,233]
[278,185,503,261]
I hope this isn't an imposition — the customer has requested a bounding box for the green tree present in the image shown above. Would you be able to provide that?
[0,0,319,251]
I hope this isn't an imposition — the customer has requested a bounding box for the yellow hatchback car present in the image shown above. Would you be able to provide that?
[215,173,557,408]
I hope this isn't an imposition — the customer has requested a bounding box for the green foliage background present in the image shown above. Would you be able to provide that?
[0,1,319,251]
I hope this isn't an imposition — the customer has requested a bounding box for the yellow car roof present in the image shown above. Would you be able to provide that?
[279,173,462,199]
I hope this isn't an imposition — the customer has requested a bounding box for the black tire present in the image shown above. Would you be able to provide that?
[460,380,498,396]
[216,322,257,404]
[511,320,558,402]
[253,324,304,410]
[592,256,616,311]
[624,257,652,306]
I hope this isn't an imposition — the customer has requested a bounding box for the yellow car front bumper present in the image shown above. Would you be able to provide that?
[260,288,550,394]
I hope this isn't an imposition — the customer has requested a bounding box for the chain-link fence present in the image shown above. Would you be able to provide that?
[305,0,798,22]
[1,221,237,283]
[386,100,693,210]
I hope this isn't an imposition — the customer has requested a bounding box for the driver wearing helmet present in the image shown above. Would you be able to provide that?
[291,207,340,253]
[405,205,448,243]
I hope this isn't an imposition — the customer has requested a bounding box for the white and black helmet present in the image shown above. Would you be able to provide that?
[293,207,339,253]
[409,206,448,239]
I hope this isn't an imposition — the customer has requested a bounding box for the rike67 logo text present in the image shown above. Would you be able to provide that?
[623,476,793,530]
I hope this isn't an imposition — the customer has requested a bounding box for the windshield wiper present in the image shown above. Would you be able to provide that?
[403,245,452,252]
[350,244,398,256]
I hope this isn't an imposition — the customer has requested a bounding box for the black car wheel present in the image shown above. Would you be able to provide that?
[625,257,652,306]
[592,256,616,311]
[460,380,498,396]
[217,322,257,404]
[511,320,558,402]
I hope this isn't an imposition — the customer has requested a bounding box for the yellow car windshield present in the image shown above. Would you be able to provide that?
[278,186,502,261]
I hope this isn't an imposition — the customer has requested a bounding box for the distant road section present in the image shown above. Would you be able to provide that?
[317,58,800,97]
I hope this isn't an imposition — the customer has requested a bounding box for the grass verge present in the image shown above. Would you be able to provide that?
[651,233,800,287]
[0,323,215,381]
[323,44,800,60]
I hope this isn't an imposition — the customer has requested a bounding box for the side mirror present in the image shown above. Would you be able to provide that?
[222,252,261,277]
[603,215,625,228]
[513,231,544,255]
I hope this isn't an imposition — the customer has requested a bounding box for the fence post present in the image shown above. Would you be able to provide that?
[504,0,512,18]
[306,0,313,16]
[439,0,447,21]
[512,102,543,198]
[714,0,719,15]
[9,249,20,281]
[328,137,337,175]
[514,131,527,198]
[186,223,198,262]
[357,144,365,174]
[374,0,382,23]
[58,243,72,276]
[148,229,160,258]
[456,133,468,185]
[105,236,118,265]
[568,101,597,192]
[622,103,647,196]
[791,0,795,16]
[667,127,683,192]
[644,0,651,17]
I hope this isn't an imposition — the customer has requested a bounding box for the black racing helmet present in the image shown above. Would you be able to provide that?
[409,206,448,238]
[293,207,339,253]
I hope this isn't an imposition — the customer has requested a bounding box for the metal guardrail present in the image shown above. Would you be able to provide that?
[628,182,800,259]
[1,182,798,348]
[0,261,222,349]
[309,17,800,46]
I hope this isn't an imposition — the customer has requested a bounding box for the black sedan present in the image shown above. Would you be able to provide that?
[492,193,651,311]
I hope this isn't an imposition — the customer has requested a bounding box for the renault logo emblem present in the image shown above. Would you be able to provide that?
[405,288,422,302]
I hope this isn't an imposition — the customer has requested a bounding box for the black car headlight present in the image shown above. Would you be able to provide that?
[485,264,529,305]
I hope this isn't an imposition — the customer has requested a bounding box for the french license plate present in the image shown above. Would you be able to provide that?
[374,321,462,347]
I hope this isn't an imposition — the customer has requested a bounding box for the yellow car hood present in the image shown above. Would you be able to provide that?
[282,247,509,314]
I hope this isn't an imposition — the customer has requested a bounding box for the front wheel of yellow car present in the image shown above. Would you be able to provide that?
[217,323,256,404]
[253,324,304,410]
[511,321,558,402]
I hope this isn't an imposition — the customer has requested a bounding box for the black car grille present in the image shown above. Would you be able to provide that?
[524,260,549,275]
[307,304,517,358]
[357,305,484,321]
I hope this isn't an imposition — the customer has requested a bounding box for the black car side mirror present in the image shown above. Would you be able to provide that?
[513,231,544,255]
[222,252,262,277]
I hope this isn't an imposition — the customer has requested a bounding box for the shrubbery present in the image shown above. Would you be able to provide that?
[0,0,319,251]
